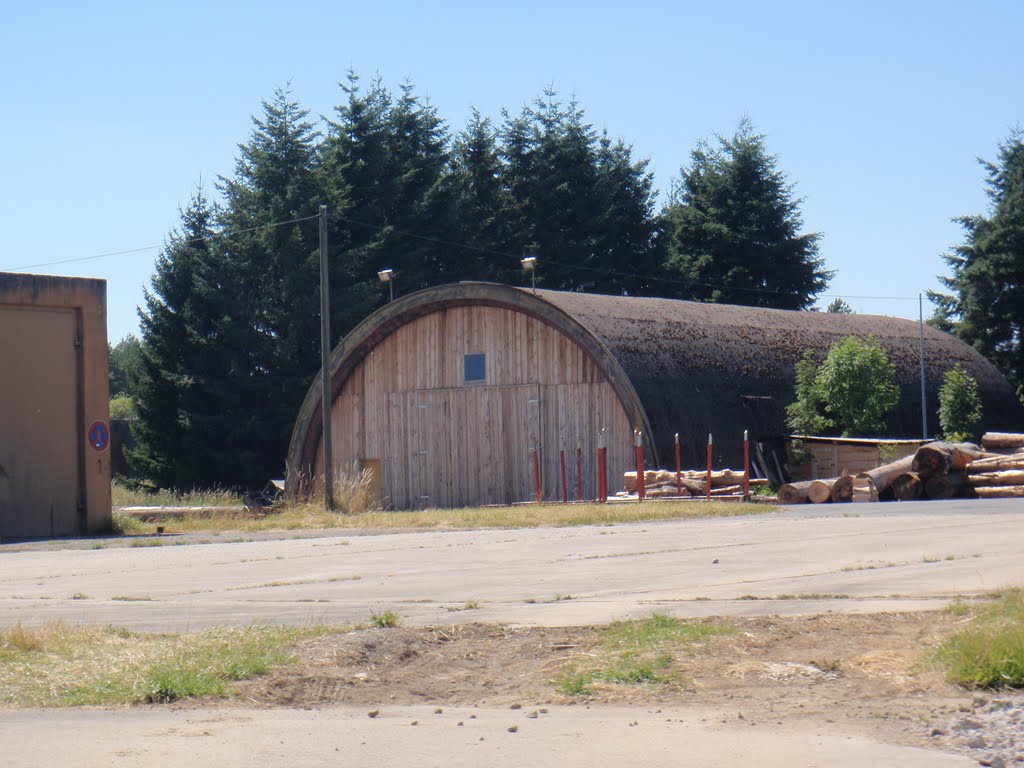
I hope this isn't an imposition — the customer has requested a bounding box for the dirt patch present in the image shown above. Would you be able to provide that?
[228,611,1024,761]
[233,612,964,719]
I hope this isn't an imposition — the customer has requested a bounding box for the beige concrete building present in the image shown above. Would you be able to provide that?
[0,272,111,537]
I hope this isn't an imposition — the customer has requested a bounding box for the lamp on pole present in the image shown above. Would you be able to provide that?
[378,268,394,303]
[520,256,537,293]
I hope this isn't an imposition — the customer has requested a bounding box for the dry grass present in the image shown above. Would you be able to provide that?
[114,498,768,536]
[0,621,334,707]
[111,481,241,508]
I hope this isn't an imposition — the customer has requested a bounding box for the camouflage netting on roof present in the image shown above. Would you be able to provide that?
[532,289,1022,468]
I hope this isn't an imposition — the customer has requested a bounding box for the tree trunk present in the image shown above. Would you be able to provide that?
[981,433,1024,450]
[925,471,967,500]
[807,479,836,504]
[830,475,854,503]
[975,485,1024,499]
[777,480,816,504]
[858,455,916,497]
[890,471,922,501]
[912,442,989,479]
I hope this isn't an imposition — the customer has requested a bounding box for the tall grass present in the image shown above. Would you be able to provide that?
[111,481,240,508]
[936,589,1024,689]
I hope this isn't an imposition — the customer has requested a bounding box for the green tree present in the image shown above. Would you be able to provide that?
[814,336,899,436]
[785,349,828,435]
[108,334,143,397]
[497,88,660,294]
[661,119,831,309]
[133,184,224,488]
[938,364,983,442]
[826,298,853,314]
[930,130,1024,389]
[448,109,511,282]
[214,84,324,487]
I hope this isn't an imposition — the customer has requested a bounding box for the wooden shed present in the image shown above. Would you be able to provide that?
[787,436,926,482]
[0,272,112,537]
[286,282,1021,509]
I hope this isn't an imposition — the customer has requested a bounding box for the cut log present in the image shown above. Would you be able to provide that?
[925,471,966,500]
[777,480,816,504]
[890,471,922,501]
[830,474,855,503]
[966,454,1024,473]
[967,469,1024,487]
[912,442,988,479]
[624,469,765,492]
[981,432,1024,450]
[807,479,836,504]
[857,455,916,497]
[851,476,879,502]
[974,485,1024,499]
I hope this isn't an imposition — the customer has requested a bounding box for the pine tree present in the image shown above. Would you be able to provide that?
[132,185,223,488]
[497,89,659,294]
[662,119,831,309]
[930,130,1024,389]
[448,109,510,282]
[215,84,323,486]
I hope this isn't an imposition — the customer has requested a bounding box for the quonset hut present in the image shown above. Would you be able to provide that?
[286,282,1021,508]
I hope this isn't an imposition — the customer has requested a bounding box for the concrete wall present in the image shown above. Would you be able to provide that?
[0,272,111,537]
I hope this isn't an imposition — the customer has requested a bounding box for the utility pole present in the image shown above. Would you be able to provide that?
[919,293,928,440]
[320,205,335,511]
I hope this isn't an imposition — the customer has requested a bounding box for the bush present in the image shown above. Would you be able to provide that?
[787,336,899,437]
[938,364,982,442]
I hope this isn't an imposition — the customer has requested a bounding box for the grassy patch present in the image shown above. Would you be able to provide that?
[370,610,400,628]
[0,622,332,706]
[554,614,734,696]
[112,481,240,509]
[109,499,768,537]
[936,589,1024,688]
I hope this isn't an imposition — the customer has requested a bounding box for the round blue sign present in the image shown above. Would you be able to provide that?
[88,420,110,452]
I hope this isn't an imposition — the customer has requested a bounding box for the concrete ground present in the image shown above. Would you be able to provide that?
[0,705,975,768]
[0,499,1019,767]
[0,499,1021,631]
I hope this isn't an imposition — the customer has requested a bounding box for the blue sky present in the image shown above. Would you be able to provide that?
[2,1,1020,343]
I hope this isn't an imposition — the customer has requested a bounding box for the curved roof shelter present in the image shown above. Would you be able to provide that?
[287,282,1020,508]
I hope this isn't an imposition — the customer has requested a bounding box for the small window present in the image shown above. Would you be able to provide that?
[464,353,486,384]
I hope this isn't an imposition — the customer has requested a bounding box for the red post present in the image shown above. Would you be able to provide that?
[635,430,645,502]
[743,429,750,498]
[674,432,682,497]
[576,438,583,502]
[532,444,542,503]
[705,433,713,501]
[560,448,568,503]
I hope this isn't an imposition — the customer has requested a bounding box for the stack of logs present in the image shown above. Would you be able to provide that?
[622,469,769,498]
[778,432,1024,504]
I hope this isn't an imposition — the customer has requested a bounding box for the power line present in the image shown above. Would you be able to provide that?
[0,213,321,272]
[1,208,925,304]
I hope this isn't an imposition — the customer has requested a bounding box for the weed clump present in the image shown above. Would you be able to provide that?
[936,589,1024,688]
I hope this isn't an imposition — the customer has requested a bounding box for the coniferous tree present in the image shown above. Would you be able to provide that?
[662,119,831,309]
[449,110,511,281]
[133,185,223,488]
[215,84,323,486]
[497,89,660,294]
[930,130,1024,390]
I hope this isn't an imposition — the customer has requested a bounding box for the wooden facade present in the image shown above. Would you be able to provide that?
[310,304,634,508]
[288,281,1020,509]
